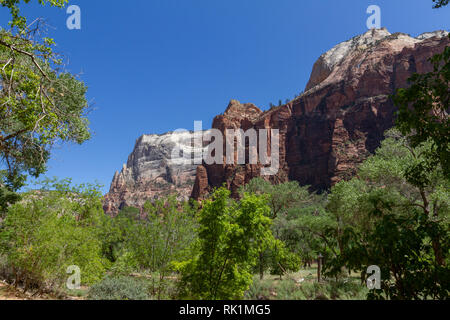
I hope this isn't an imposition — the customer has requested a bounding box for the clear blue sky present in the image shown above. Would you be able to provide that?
[1,0,448,194]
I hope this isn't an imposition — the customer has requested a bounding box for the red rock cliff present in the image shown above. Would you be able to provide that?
[191,29,450,199]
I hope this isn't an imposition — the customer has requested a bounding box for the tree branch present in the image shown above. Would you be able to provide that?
[0,39,49,81]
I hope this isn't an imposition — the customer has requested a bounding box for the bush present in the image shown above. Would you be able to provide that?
[270,247,301,278]
[88,276,149,300]
[0,179,109,293]
[109,251,139,276]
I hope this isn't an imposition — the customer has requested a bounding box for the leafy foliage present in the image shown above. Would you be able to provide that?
[240,177,314,219]
[0,179,109,293]
[269,244,301,278]
[324,130,450,299]
[0,0,90,212]
[131,196,198,274]
[241,178,321,278]
[177,188,274,299]
[100,195,198,299]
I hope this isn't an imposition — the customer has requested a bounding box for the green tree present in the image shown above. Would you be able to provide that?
[102,196,197,299]
[324,130,449,299]
[128,196,197,298]
[99,207,139,264]
[269,241,301,279]
[241,178,317,278]
[177,188,274,300]
[0,0,90,213]
[274,204,334,270]
[117,206,141,221]
[240,178,314,219]
[0,179,109,294]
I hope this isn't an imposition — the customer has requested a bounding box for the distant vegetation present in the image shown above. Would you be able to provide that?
[268,91,304,109]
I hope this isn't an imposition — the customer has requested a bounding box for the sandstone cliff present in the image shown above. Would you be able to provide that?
[191,28,450,199]
[103,130,209,215]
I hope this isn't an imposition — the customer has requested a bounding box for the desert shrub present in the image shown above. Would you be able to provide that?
[244,277,274,300]
[88,276,149,300]
[276,279,312,300]
[245,276,368,300]
[244,277,311,300]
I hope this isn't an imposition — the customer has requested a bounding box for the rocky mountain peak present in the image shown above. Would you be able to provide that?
[305,28,449,92]
[223,99,263,123]
[416,30,449,40]
[305,28,391,91]
[103,130,210,215]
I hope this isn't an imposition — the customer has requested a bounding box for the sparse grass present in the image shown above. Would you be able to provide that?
[244,266,369,300]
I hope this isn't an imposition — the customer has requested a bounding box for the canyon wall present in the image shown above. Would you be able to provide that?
[191,29,449,199]
[104,28,449,213]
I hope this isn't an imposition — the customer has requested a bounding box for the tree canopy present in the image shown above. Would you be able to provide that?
[0,0,90,212]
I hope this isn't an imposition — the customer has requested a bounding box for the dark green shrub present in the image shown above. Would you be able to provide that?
[88,276,150,300]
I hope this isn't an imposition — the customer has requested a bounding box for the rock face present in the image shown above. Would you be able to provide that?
[103,131,209,215]
[104,29,449,210]
[191,29,449,200]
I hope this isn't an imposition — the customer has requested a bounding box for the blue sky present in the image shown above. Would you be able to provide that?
[1,0,448,194]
